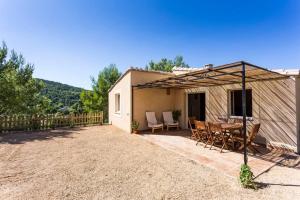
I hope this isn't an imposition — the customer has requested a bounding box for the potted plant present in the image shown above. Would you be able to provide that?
[172,110,181,122]
[132,120,139,134]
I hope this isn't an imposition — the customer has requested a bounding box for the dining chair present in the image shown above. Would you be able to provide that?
[218,116,228,123]
[232,123,261,153]
[195,120,207,145]
[233,118,243,123]
[205,122,224,151]
[188,116,196,129]
[188,118,198,140]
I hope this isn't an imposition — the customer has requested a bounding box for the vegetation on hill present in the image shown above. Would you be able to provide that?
[38,79,85,114]
[0,42,85,115]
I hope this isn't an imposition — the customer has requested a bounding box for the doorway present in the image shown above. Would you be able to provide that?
[188,93,206,121]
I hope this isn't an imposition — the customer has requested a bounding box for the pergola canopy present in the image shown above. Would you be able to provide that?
[132,61,290,165]
[133,61,287,89]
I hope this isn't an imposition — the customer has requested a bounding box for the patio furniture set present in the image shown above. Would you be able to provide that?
[144,111,260,153]
[146,111,179,133]
[189,117,261,153]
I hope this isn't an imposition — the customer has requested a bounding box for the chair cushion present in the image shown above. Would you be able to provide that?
[146,112,158,125]
[163,112,175,124]
[148,123,163,128]
[166,122,179,126]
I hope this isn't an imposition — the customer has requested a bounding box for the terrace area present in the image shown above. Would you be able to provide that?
[140,129,299,178]
[133,61,298,166]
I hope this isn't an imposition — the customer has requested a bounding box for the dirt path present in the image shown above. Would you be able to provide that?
[0,126,299,200]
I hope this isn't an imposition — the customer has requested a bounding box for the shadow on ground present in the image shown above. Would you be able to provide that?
[255,181,300,189]
[0,127,87,144]
[141,129,300,170]
[142,129,300,191]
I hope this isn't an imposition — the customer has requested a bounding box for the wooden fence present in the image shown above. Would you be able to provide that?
[0,112,103,133]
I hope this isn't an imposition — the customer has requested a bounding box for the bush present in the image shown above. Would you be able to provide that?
[240,164,257,189]
[132,120,139,131]
[172,110,181,122]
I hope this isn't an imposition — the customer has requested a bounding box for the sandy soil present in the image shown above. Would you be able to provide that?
[0,126,299,200]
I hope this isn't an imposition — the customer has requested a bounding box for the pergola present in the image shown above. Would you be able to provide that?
[133,61,288,165]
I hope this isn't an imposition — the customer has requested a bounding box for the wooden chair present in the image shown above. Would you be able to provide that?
[218,116,228,123]
[146,112,164,133]
[206,122,222,151]
[188,116,196,129]
[206,122,231,153]
[195,120,207,145]
[163,111,179,131]
[232,123,261,153]
[189,118,198,140]
[233,118,243,123]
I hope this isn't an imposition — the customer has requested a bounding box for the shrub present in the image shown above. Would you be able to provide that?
[132,120,139,131]
[240,164,257,189]
[172,110,181,122]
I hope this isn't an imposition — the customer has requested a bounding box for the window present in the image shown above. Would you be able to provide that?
[230,89,252,117]
[115,93,120,113]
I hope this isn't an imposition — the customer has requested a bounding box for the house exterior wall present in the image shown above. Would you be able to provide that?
[109,70,173,133]
[296,77,300,153]
[131,71,174,130]
[174,78,297,150]
[133,88,176,130]
[174,89,187,128]
[108,72,132,132]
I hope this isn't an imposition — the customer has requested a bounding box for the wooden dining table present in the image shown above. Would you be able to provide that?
[220,122,243,150]
[221,122,243,133]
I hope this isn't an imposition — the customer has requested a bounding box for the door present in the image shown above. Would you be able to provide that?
[188,93,206,121]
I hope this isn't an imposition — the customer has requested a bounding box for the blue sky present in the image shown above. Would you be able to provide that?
[0,0,299,89]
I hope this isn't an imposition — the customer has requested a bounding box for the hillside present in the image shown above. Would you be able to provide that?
[37,78,85,113]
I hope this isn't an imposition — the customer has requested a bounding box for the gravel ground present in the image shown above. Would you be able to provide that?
[0,126,299,200]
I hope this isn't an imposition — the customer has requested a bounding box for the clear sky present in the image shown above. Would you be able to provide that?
[0,0,299,89]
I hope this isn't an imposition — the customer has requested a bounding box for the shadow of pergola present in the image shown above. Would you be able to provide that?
[141,129,300,170]
[0,127,87,145]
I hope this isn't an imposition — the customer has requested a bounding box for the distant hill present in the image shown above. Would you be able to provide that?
[37,79,86,113]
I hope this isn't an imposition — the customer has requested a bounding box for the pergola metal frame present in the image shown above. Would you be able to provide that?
[133,61,288,165]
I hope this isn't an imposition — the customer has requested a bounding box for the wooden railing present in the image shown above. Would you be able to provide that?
[0,112,103,133]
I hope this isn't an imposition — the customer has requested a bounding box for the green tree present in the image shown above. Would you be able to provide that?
[80,64,121,122]
[38,78,85,114]
[146,55,189,72]
[0,42,49,115]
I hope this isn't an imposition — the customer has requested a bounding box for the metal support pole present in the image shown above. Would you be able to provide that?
[296,77,300,154]
[131,85,134,132]
[242,62,248,165]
